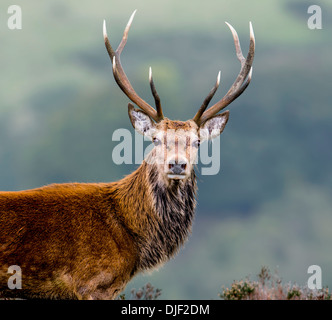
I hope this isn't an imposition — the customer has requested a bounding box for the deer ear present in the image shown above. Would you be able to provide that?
[199,111,229,141]
[128,103,156,137]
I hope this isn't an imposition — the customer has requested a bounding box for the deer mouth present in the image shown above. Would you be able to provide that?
[167,174,186,180]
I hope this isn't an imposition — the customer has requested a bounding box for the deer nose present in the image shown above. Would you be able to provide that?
[168,159,187,175]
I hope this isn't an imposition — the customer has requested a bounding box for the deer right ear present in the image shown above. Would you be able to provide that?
[128,103,156,137]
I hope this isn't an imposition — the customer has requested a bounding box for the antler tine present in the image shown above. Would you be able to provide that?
[103,11,164,122]
[223,21,254,94]
[149,67,164,120]
[117,10,137,55]
[193,71,221,124]
[195,22,255,125]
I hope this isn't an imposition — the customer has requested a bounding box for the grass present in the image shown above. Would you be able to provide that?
[219,266,331,300]
[117,283,162,300]
[118,266,331,300]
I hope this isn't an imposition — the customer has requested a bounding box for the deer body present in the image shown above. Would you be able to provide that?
[0,11,255,299]
[1,182,138,299]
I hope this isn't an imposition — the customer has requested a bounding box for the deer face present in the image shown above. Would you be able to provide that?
[129,106,229,181]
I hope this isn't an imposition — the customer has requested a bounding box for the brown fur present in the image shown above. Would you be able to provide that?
[159,119,195,131]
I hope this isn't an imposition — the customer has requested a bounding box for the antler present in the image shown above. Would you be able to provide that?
[103,10,164,122]
[193,22,255,126]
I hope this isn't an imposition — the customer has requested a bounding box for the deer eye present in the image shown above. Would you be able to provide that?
[153,137,161,146]
[192,139,200,148]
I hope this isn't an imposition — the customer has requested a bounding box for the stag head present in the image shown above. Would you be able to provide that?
[103,10,255,183]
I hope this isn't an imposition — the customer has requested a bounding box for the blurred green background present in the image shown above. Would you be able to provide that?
[1,0,332,299]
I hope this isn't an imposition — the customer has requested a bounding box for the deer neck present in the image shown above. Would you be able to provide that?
[114,160,197,271]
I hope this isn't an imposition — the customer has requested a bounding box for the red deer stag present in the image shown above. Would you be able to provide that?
[0,11,255,299]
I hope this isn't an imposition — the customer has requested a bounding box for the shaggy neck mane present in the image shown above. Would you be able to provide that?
[113,161,197,271]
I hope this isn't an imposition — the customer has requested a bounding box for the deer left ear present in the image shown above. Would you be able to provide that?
[128,103,156,137]
[199,111,229,141]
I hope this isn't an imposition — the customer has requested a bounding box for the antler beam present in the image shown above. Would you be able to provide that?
[103,10,164,122]
[193,22,255,125]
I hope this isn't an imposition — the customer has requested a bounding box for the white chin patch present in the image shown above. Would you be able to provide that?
[167,174,186,180]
